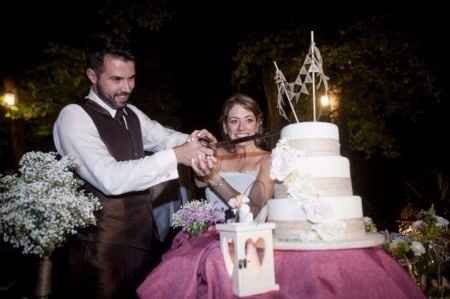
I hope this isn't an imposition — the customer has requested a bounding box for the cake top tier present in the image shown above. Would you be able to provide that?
[281,122,339,140]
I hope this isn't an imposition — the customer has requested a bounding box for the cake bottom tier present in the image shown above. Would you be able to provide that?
[273,229,386,251]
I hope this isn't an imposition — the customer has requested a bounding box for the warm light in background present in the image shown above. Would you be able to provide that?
[3,92,16,107]
[320,95,330,107]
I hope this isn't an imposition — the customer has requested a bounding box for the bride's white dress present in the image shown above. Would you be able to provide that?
[205,171,257,211]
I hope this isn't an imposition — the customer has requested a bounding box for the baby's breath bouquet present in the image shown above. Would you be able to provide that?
[172,200,225,237]
[385,206,450,298]
[0,151,101,257]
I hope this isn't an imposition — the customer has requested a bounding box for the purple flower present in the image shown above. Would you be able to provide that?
[172,200,225,236]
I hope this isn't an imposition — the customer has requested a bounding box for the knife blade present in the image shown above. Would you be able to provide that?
[200,130,280,148]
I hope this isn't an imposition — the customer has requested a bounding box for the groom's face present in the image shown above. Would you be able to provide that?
[87,54,136,109]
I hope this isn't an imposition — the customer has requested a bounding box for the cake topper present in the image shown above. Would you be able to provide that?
[274,31,330,122]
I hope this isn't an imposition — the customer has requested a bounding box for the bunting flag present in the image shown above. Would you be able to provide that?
[273,31,330,122]
[274,62,300,122]
[274,66,290,120]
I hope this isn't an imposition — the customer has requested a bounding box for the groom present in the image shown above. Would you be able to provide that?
[53,33,216,299]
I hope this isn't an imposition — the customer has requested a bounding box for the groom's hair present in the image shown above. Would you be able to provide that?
[85,33,135,73]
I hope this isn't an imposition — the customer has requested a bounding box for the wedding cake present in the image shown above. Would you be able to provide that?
[268,121,384,250]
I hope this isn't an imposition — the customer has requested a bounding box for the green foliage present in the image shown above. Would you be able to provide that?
[99,0,173,34]
[232,30,303,87]
[404,173,450,221]
[11,44,88,137]
[386,206,450,298]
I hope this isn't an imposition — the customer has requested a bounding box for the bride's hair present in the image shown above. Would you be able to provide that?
[219,94,265,151]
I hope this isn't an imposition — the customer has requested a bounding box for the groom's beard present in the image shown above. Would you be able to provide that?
[95,83,131,110]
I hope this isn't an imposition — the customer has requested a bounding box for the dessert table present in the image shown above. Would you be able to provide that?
[137,229,426,299]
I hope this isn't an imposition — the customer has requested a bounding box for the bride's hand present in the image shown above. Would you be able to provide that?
[191,154,220,182]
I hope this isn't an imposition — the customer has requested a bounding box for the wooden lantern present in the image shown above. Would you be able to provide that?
[216,222,279,297]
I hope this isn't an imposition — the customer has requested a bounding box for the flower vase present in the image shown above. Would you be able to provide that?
[35,255,52,298]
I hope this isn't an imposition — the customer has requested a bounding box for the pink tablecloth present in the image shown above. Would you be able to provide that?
[137,230,426,299]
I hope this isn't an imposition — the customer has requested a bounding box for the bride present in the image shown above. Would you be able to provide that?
[192,94,274,218]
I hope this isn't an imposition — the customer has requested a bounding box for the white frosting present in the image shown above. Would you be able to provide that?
[267,197,363,221]
[291,156,351,178]
[281,121,339,140]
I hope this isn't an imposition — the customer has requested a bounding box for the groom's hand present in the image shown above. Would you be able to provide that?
[188,129,217,147]
[191,154,219,181]
[173,133,215,167]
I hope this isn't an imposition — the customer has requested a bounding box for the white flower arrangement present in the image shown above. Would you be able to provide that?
[0,151,101,257]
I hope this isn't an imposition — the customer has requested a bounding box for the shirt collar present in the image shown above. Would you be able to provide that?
[85,88,128,118]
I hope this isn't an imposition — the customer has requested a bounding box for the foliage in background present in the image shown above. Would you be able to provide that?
[403,172,450,221]
[99,0,174,34]
[385,206,450,298]
[232,17,439,159]
[7,44,88,138]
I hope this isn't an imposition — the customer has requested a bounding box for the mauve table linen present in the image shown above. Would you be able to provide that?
[137,229,426,299]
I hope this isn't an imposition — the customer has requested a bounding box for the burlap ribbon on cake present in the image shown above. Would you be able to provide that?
[287,138,340,155]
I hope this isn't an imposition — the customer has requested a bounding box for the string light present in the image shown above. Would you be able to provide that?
[320,95,330,107]
[2,92,16,107]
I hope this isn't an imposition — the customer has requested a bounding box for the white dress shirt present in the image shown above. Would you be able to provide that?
[53,89,188,196]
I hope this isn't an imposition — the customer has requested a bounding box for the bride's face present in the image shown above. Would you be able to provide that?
[223,104,259,141]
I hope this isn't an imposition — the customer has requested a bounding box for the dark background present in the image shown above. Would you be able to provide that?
[1,2,449,297]
[1,1,449,226]
[1,0,449,225]
[3,2,447,133]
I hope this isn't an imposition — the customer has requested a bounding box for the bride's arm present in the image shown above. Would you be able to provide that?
[192,154,274,214]
[247,155,274,216]
[192,155,240,207]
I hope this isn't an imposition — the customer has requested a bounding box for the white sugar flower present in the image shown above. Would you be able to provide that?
[312,221,346,241]
[285,170,316,200]
[270,139,306,181]
[302,199,335,223]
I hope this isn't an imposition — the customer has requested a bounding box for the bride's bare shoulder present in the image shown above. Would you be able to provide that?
[256,148,271,158]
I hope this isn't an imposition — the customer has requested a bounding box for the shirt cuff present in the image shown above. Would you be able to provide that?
[146,149,179,185]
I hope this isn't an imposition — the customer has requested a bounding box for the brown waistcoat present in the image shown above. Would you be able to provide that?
[69,100,159,299]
